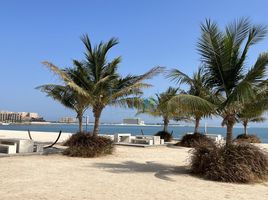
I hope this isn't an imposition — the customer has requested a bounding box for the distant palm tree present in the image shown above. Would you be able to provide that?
[43,34,162,136]
[37,65,90,132]
[198,18,268,145]
[138,87,187,132]
[168,67,217,133]
[238,90,268,135]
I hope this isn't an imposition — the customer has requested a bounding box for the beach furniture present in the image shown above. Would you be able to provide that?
[0,142,17,154]
[0,138,34,153]
[205,134,224,143]
[114,133,131,143]
[132,135,161,145]
[160,139,165,144]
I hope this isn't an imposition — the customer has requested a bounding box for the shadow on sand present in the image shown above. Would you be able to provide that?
[93,161,190,182]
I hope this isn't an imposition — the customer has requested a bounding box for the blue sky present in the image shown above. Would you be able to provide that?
[0,0,268,126]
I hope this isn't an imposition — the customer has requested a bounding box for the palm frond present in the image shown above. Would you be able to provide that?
[42,61,90,98]
[167,68,193,86]
[169,94,216,115]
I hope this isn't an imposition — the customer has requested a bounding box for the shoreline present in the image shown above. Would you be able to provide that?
[1,123,268,128]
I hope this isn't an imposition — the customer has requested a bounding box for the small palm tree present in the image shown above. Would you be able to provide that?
[43,34,162,136]
[138,87,187,132]
[168,67,216,133]
[238,91,268,135]
[37,85,88,132]
[37,65,90,132]
[198,18,268,145]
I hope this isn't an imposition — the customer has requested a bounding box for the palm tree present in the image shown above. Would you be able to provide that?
[138,87,187,132]
[238,91,268,135]
[168,67,216,133]
[37,64,90,132]
[43,34,162,136]
[197,18,268,145]
[37,85,88,132]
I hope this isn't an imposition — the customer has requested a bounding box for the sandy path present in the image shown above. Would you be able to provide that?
[0,145,267,200]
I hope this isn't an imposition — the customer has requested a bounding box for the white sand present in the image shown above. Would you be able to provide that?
[0,130,72,143]
[0,130,267,200]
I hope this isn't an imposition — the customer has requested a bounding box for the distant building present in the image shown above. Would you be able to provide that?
[59,117,77,123]
[123,118,145,125]
[0,111,44,123]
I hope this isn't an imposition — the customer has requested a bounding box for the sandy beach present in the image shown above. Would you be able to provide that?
[0,130,267,200]
[0,130,72,143]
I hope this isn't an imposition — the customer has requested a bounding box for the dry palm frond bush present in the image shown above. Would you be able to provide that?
[235,134,261,143]
[63,132,114,157]
[155,131,173,142]
[190,143,268,183]
[176,132,215,147]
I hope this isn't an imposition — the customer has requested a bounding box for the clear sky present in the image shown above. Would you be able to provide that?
[0,0,268,126]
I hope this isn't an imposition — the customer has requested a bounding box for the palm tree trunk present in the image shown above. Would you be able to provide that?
[226,122,234,145]
[163,117,169,132]
[93,107,103,136]
[243,120,248,135]
[78,114,83,133]
[194,116,201,133]
[224,113,236,145]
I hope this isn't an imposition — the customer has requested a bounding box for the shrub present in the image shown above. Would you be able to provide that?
[63,132,114,157]
[190,143,268,183]
[155,131,173,142]
[176,132,215,147]
[235,134,261,143]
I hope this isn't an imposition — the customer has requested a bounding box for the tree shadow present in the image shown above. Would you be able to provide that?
[93,161,190,182]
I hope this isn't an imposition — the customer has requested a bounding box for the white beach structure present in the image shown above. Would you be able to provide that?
[0,138,34,154]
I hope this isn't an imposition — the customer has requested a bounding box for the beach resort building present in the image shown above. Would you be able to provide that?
[59,117,77,123]
[0,111,44,123]
[123,118,145,125]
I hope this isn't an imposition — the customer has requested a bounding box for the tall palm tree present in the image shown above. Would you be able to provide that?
[168,67,216,133]
[138,87,187,132]
[43,34,162,136]
[197,18,268,145]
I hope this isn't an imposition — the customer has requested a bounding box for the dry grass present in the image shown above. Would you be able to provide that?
[235,134,261,143]
[190,143,268,183]
[176,133,215,147]
[63,132,114,157]
[155,131,173,142]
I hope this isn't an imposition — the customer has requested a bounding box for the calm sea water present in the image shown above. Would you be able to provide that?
[0,124,267,143]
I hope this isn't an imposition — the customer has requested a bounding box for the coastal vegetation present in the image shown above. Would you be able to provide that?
[190,143,268,183]
[42,35,162,136]
[235,134,261,143]
[155,131,173,142]
[37,67,89,132]
[197,18,268,145]
[177,132,215,147]
[189,18,268,183]
[168,67,216,133]
[38,17,268,182]
[138,87,181,133]
[38,19,268,146]
[63,132,114,157]
[137,87,183,141]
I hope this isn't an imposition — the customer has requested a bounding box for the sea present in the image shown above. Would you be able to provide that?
[0,123,268,143]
